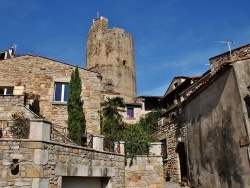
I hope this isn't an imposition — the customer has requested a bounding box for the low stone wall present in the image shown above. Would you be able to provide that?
[0,95,34,120]
[125,156,164,188]
[125,142,165,188]
[0,119,125,188]
[0,119,165,188]
[0,140,125,188]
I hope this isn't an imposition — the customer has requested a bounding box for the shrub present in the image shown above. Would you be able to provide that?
[10,113,30,139]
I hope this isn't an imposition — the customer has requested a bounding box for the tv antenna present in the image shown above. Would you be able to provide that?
[12,44,17,53]
[212,40,235,58]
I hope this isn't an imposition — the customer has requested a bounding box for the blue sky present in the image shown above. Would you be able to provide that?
[1,0,250,96]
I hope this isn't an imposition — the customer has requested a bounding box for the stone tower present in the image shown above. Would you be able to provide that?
[86,17,136,103]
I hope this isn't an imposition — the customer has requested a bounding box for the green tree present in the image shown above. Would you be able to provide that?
[100,97,164,164]
[121,109,164,165]
[137,109,164,140]
[100,97,126,144]
[67,67,85,145]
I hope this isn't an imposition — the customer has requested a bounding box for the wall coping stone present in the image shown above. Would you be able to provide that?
[30,118,52,124]
[0,139,124,156]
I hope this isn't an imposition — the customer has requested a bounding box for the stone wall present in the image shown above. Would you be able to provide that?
[209,43,250,72]
[0,118,125,188]
[0,95,37,138]
[125,157,164,188]
[0,119,166,188]
[0,140,125,188]
[158,115,187,183]
[86,17,137,103]
[0,55,101,134]
[184,65,250,187]
[0,95,35,119]
[125,143,165,188]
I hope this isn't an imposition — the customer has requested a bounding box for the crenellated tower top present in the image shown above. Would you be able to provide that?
[86,17,137,103]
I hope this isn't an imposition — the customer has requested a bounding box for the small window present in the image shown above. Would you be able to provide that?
[174,82,178,88]
[127,108,134,118]
[54,83,69,102]
[0,86,14,95]
[106,84,113,91]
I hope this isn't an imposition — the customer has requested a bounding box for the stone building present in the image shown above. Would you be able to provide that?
[183,44,250,187]
[86,17,136,104]
[0,49,101,135]
[85,17,161,125]
[0,17,166,188]
[0,45,126,187]
[122,96,162,124]
[159,43,250,187]
[158,76,201,182]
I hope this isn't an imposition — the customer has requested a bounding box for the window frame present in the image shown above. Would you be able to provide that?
[127,107,134,118]
[54,82,69,102]
[106,83,113,91]
[0,86,14,95]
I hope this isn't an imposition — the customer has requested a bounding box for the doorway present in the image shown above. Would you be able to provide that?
[176,142,188,180]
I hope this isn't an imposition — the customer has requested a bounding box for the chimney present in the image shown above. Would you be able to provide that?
[0,45,16,60]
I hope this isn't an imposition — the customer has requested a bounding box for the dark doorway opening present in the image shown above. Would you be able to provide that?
[176,142,188,179]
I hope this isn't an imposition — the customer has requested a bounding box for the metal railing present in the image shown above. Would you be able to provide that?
[50,124,77,146]
[50,124,94,148]
[0,119,97,150]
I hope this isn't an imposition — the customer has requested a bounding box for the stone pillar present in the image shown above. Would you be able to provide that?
[119,141,125,155]
[29,119,51,141]
[93,135,104,151]
[114,142,120,154]
[149,142,162,156]
[142,98,145,111]
[13,86,24,95]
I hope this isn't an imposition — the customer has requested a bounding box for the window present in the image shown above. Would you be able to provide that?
[173,82,178,89]
[127,108,134,118]
[54,83,69,102]
[123,60,127,65]
[106,84,113,91]
[0,87,14,95]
